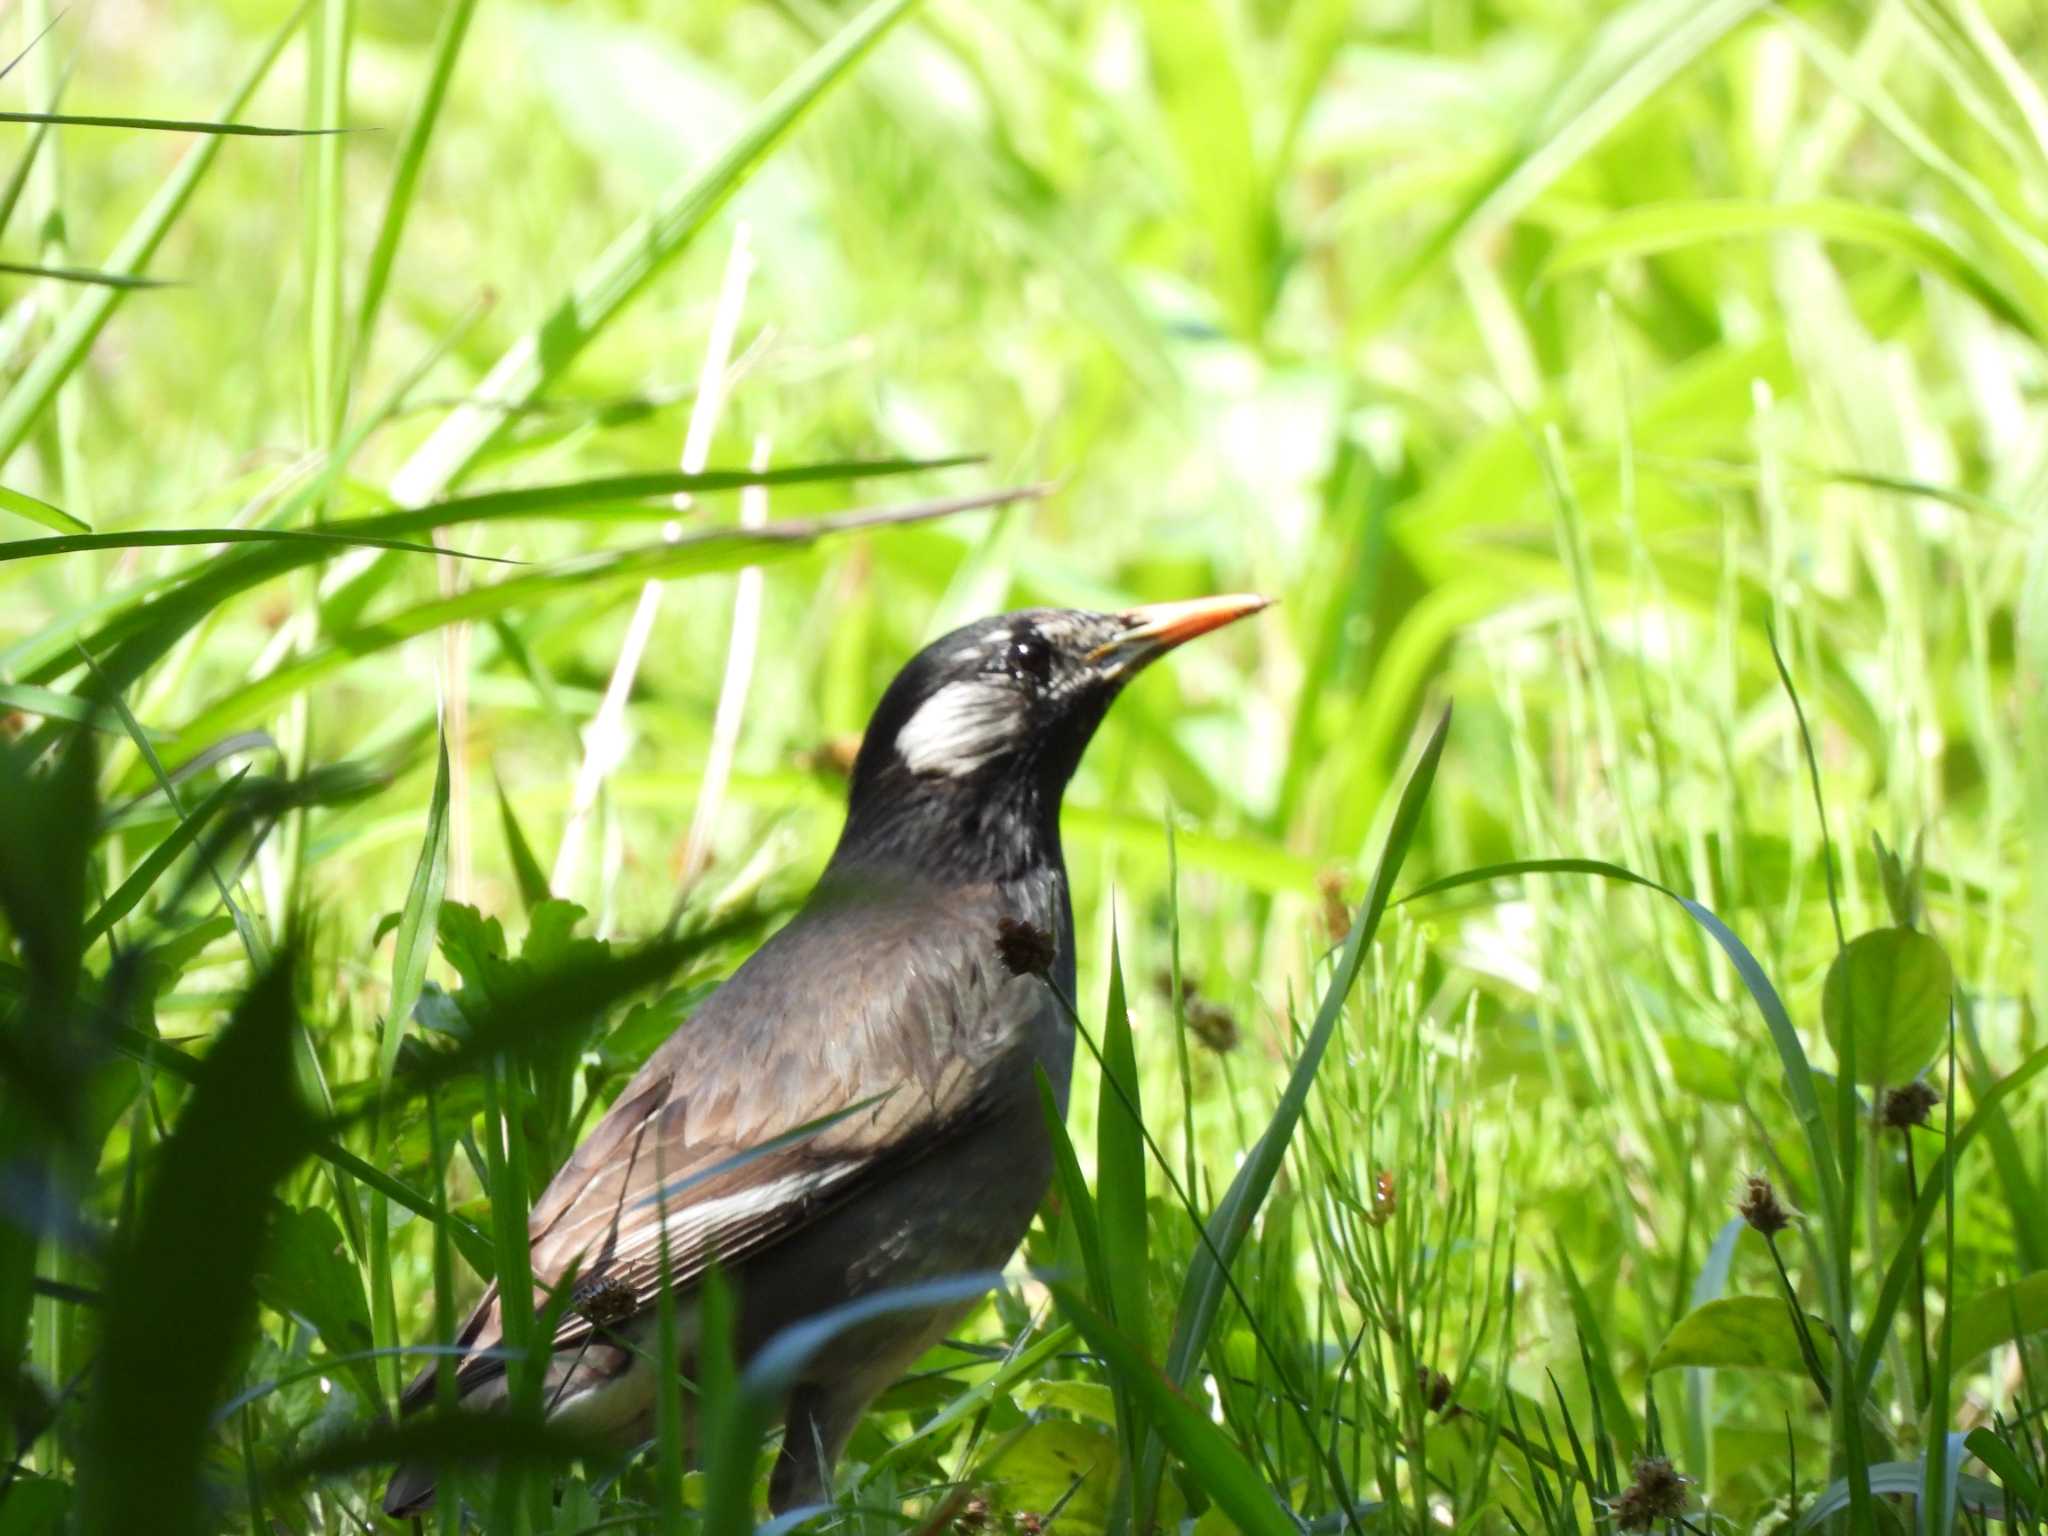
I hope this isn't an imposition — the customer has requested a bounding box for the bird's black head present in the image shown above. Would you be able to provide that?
[829,595,1268,882]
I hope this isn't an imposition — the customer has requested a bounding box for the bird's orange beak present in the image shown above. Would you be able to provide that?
[1090,593,1271,669]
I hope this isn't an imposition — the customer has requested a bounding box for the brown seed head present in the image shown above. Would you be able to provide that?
[1416,1365,1455,1415]
[572,1272,638,1330]
[995,917,1056,979]
[1317,869,1352,943]
[1368,1169,1397,1227]
[1607,1456,1692,1531]
[1880,1079,1941,1130]
[1187,996,1239,1053]
[1738,1174,1793,1237]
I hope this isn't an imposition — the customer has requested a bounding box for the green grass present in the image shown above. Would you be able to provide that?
[5,0,2048,1533]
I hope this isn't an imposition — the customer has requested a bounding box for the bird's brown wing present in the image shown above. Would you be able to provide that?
[400,884,1041,1413]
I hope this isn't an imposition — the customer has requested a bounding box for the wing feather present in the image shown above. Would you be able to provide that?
[399,880,1044,1412]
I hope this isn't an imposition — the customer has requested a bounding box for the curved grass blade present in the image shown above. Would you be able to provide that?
[81,768,249,945]
[0,525,518,565]
[1163,706,1447,1383]
[27,458,989,701]
[158,487,1043,751]
[1965,1427,2048,1517]
[1136,705,1449,1531]
[1543,198,2046,344]
[1398,855,1849,1320]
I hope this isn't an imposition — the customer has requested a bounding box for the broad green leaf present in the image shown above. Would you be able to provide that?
[1964,1427,2048,1516]
[253,1206,379,1408]
[1651,1296,1831,1373]
[1938,1272,2048,1368]
[1014,1379,1120,1427]
[1822,927,1953,1088]
[980,1420,1119,1530]
[1663,1035,1744,1104]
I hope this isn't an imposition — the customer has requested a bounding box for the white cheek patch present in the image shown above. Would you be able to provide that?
[896,679,1022,777]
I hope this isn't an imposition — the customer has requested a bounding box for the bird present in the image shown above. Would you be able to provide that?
[382,592,1270,1518]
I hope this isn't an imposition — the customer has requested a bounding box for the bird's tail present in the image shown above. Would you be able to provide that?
[383,1461,438,1520]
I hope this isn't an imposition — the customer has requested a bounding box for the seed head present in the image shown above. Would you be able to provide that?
[995,917,1056,979]
[1186,996,1239,1053]
[1880,1079,1941,1130]
[1605,1456,1692,1531]
[1738,1174,1793,1237]
[1416,1365,1455,1415]
[1317,869,1352,943]
[573,1272,638,1330]
[1368,1169,1397,1226]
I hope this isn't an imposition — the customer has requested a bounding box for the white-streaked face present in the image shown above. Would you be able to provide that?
[890,613,1121,779]
[895,677,1027,776]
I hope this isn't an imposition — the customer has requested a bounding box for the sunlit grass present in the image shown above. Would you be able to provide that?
[4,0,2048,1533]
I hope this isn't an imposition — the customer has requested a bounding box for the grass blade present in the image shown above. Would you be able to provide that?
[81,768,248,945]
[351,0,479,372]
[0,481,83,533]
[382,729,451,1089]
[386,0,921,504]
[0,3,311,467]
[1055,1284,1305,1536]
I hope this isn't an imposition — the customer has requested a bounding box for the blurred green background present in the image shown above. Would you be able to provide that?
[7,0,2048,1529]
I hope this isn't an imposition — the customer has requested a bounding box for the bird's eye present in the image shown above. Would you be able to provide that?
[1003,635,1053,684]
